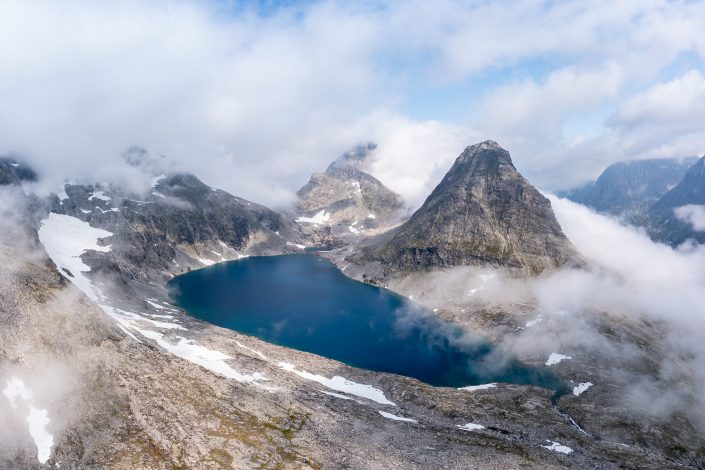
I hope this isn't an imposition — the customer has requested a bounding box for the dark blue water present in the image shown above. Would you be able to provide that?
[168,254,566,390]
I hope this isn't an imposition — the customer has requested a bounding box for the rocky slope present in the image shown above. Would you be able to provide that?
[648,155,705,246]
[353,141,580,278]
[295,144,404,236]
[561,157,697,220]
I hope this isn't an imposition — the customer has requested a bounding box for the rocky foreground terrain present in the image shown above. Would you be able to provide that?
[0,143,704,469]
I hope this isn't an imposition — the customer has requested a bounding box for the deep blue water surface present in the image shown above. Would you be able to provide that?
[168,254,565,390]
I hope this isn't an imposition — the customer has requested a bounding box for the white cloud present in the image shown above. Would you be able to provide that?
[610,70,705,136]
[0,0,704,205]
[675,204,705,232]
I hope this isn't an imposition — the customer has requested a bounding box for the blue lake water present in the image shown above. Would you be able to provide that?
[168,254,565,390]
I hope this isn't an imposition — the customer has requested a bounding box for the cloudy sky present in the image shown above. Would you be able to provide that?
[1,0,704,207]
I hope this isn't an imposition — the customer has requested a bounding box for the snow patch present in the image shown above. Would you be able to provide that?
[546,353,572,366]
[57,188,69,203]
[525,317,543,328]
[541,440,573,454]
[3,377,54,464]
[278,363,395,406]
[151,174,166,188]
[573,382,593,396]
[296,210,330,225]
[38,213,112,298]
[88,191,111,202]
[459,383,496,392]
[457,423,485,431]
[137,329,267,383]
[379,411,417,423]
[367,213,376,219]
[235,341,268,360]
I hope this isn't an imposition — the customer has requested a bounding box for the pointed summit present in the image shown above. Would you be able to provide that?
[361,141,580,275]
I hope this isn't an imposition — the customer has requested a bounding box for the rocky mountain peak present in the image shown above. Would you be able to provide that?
[295,144,403,235]
[360,141,580,276]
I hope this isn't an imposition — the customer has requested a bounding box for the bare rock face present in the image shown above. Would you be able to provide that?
[295,144,404,235]
[364,141,580,276]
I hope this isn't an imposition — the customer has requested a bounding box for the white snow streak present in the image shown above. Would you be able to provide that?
[546,353,572,366]
[296,210,331,225]
[457,423,485,431]
[541,440,573,454]
[3,377,54,464]
[278,363,395,406]
[573,382,593,396]
[378,411,417,423]
[458,383,497,392]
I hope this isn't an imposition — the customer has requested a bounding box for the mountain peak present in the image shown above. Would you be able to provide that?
[362,142,580,276]
[327,142,377,172]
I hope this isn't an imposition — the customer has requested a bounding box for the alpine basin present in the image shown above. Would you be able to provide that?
[168,254,564,390]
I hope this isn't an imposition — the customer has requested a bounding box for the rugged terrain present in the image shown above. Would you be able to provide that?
[1,144,703,469]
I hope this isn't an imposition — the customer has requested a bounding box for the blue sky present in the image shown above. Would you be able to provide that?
[1,0,705,207]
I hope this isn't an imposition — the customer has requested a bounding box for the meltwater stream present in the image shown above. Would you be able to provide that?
[168,254,566,390]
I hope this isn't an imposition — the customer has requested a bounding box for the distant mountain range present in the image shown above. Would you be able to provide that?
[561,155,705,246]
[559,157,697,220]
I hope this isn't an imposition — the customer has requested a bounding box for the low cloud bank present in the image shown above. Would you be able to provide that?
[394,195,705,430]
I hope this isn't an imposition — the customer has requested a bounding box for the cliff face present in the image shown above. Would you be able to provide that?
[367,141,579,275]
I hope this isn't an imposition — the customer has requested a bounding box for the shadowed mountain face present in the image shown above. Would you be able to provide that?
[48,173,303,282]
[295,144,404,234]
[561,157,697,219]
[368,141,579,275]
[0,157,37,186]
[648,156,705,246]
